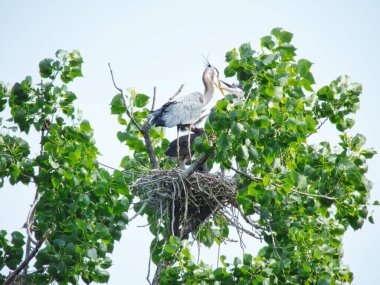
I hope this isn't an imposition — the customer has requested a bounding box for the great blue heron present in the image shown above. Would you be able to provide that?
[164,128,204,170]
[147,64,225,164]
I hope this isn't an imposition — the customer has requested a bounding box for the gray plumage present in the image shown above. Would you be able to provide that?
[147,65,223,129]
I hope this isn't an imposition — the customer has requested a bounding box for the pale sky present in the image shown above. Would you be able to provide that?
[0,1,379,284]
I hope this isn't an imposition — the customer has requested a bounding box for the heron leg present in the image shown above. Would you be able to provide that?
[187,125,192,162]
[177,125,180,167]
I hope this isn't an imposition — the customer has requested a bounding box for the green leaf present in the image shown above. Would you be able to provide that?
[296,59,313,77]
[134,93,150,108]
[317,277,331,285]
[111,94,126,114]
[164,244,177,254]
[313,249,323,260]
[48,155,60,169]
[80,120,92,131]
[261,36,275,50]
[39,58,54,78]
[86,248,98,260]
[351,133,366,150]
[271,27,293,43]
[11,231,25,247]
[239,42,254,60]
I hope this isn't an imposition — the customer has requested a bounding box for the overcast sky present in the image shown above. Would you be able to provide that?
[1,1,379,284]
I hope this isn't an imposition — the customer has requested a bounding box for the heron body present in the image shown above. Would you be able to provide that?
[149,91,205,128]
[148,65,223,128]
[147,65,224,165]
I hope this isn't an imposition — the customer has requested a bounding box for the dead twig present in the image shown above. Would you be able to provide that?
[151,87,156,112]
[169,84,184,101]
[307,118,328,137]
[108,63,158,169]
[5,229,52,285]
[108,63,143,133]
[231,167,337,200]
[26,196,41,245]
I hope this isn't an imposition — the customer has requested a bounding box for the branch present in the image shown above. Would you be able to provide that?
[221,213,261,239]
[108,63,158,169]
[292,189,338,200]
[26,196,41,245]
[230,166,261,182]
[231,167,337,200]
[108,63,143,133]
[183,152,211,178]
[169,84,184,101]
[151,86,156,112]
[142,123,159,169]
[4,229,52,285]
[307,118,328,137]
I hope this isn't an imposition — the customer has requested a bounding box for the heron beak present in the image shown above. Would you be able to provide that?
[218,80,244,98]
[217,80,225,96]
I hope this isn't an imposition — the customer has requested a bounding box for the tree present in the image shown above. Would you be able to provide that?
[0,28,376,284]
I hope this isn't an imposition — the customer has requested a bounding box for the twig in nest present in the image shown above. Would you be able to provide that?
[4,229,52,285]
[169,84,184,101]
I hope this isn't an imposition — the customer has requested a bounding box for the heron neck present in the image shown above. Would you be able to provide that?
[202,74,215,106]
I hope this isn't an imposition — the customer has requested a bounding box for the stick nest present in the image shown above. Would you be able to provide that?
[131,169,237,237]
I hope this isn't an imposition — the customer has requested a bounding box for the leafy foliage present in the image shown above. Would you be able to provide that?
[0,28,376,284]
[111,28,375,284]
[0,50,130,284]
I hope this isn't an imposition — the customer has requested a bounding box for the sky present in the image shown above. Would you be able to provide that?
[0,0,379,284]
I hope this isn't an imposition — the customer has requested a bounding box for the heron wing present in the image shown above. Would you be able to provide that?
[160,92,204,127]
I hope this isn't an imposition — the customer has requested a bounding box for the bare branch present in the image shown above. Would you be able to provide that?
[221,213,260,239]
[230,166,261,182]
[128,201,148,223]
[108,63,158,169]
[183,153,211,178]
[108,63,143,133]
[26,196,41,245]
[169,84,184,101]
[307,118,328,137]
[142,123,159,169]
[5,229,52,285]
[292,189,338,200]
[231,167,337,200]
[151,86,156,112]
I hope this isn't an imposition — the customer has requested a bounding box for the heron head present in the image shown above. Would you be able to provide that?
[204,65,225,96]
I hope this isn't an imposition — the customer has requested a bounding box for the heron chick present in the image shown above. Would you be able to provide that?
[164,128,204,170]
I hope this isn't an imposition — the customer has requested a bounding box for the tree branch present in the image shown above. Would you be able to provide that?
[230,167,337,200]
[108,63,158,169]
[26,196,41,245]
[5,229,52,285]
[169,84,184,101]
[183,153,211,178]
[151,86,156,112]
[108,63,143,133]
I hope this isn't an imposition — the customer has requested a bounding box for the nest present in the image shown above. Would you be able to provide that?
[131,169,237,238]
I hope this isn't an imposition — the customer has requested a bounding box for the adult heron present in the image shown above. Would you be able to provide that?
[147,64,225,163]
